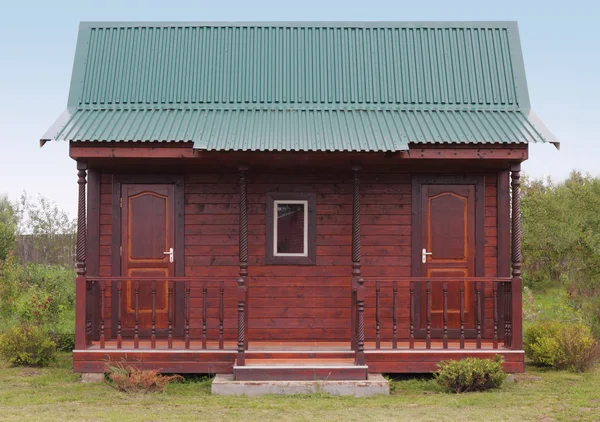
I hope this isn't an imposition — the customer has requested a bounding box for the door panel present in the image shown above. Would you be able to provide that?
[414,177,482,338]
[121,184,175,334]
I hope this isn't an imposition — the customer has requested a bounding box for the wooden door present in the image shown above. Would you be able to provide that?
[413,176,484,338]
[121,184,175,335]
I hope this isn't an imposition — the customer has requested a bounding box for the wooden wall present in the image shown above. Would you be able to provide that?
[94,170,501,343]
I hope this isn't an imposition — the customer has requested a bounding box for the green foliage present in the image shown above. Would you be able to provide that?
[50,332,75,352]
[434,356,506,393]
[0,194,17,263]
[0,257,75,328]
[521,171,600,336]
[523,287,583,327]
[0,324,56,367]
[524,321,600,372]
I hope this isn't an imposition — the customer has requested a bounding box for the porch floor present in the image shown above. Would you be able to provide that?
[75,339,523,374]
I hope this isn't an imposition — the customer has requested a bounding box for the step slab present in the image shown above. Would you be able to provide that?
[212,373,389,397]
[234,358,368,381]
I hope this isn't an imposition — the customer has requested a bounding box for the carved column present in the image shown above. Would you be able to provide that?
[510,164,523,350]
[352,165,365,366]
[75,161,88,349]
[237,165,249,366]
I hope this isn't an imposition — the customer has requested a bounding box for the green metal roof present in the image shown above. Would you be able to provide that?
[41,21,558,150]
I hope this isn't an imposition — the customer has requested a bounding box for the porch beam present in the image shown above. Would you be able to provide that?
[70,145,527,161]
[510,164,523,350]
[352,165,365,366]
[237,165,249,366]
[75,161,89,349]
[407,146,528,160]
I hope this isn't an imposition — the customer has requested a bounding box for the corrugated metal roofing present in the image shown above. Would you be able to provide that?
[47,108,550,150]
[42,21,558,149]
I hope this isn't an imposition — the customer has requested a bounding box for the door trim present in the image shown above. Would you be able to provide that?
[111,174,185,338]
[411,175,485,337]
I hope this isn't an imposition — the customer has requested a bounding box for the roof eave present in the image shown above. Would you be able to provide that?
[525,110,560,150]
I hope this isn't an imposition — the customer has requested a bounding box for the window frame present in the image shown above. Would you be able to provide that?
[265,192,316,265]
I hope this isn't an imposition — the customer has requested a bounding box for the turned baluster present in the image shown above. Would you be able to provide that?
[476,282,482,349]
[185,280,191,349]
[134,281,139,349]
[219,281,224,350]
[504,282,510,348]
[168,281,173,349]
[408,281,413,349]
[460,281,465,349]
[117,280,122,349]
[443,281,448,350]
[99,280,105,349]
[493,282,499,350]
[151,280,157,349]
[375,280,380,350]
[202,286,207,350]
[426,280,431,350]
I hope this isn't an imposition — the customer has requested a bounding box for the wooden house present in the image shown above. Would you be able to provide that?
[42,22,558,380]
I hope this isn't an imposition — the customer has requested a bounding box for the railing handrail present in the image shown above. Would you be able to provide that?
[85,276,238,287]
[368,276,512,284]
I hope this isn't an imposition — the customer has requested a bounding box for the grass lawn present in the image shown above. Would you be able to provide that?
[0,354,598,421]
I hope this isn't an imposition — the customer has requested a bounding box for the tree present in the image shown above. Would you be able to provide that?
[15,193,76,267]
[0,194,17,262]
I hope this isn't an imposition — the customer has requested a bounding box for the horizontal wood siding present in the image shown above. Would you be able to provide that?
[94,170,501,344]
[99,173,113,335]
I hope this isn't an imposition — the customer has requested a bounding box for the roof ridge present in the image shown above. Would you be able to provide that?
[74,105,524,112]
[80,21,518,28]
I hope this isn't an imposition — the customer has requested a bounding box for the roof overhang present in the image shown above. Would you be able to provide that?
[41,107,557,152]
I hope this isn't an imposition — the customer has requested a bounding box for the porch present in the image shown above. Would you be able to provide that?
[73,275,524,376]
[72,160,525,378]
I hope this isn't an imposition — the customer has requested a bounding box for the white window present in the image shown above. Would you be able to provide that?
[273,200,308,257]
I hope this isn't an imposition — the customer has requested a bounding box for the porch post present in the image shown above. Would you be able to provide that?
[237,165,249,366]
[510,164,523,350]
[352,165,365,366]
[75,161,89,349]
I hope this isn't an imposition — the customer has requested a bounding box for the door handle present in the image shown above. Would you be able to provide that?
[422,248,433,264]
[163,248,174,263]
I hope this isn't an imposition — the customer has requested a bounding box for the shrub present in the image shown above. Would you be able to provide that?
[50,332,75,352]
[0,324,56,366]
[435,355,506,393]
[105,363,183,393]
[0,259,75,328]
[525,321,600,372]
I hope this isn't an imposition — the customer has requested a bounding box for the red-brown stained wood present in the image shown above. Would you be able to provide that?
[93,169,504,347]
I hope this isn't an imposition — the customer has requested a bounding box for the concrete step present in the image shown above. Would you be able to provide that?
[213,373,389,397]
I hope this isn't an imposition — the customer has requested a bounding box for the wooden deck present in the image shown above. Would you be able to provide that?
[74,339,524,374]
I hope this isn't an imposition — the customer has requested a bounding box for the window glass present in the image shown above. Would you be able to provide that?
[275,202,306,255]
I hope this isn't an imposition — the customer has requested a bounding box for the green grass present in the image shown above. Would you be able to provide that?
[0,354,599,421]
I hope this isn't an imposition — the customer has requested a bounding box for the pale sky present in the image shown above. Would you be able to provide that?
[1,0,598,216]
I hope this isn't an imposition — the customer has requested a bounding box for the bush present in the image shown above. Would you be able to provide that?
[525,321,600,372]
[434,356,506,393]
[105,363,183,393]
[0,324,56,366]
[0,258,75,329]
[50,332,75,352]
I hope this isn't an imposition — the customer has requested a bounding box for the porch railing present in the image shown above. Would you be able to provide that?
[354,277,516,351]
[76,277,238,351]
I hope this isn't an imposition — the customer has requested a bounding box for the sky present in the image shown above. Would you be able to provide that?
[0,0,598,216]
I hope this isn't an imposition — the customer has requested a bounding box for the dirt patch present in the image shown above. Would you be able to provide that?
[19,369,41,377]
[513,374,543,383]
